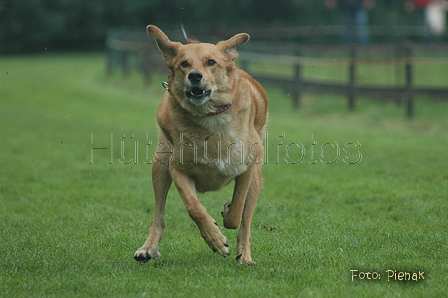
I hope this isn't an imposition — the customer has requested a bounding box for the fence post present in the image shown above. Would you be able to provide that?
[348,45,357,111]
[405,45,414,118]
[142,52,151,85]
[292,60,301,108]
[120,50,130,77]
[394,44,404,105]
[106,49,115,75]
[240,59,249,73]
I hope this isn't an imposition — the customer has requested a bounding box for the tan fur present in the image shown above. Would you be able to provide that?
[134,25,268,265]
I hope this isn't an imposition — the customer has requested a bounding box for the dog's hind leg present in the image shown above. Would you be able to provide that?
[170,167,230,257]
[134,161,172,262]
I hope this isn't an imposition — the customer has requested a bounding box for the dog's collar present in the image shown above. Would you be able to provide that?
[206,99,235,116]
[162,71,172,92]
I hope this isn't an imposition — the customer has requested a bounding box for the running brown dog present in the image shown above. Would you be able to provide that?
[134,25,268,265]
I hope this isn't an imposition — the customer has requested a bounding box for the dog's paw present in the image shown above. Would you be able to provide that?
[199,221,230,257]
[134,247,161,263]
[236,253,256,265]
[221,202,231,218]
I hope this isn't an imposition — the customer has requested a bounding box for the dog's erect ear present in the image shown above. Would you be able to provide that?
[217,33,250,60]
[147,25,182,65]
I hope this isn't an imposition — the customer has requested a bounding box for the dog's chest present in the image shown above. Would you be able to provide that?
[202,133,248,177]
[176,117,250,177]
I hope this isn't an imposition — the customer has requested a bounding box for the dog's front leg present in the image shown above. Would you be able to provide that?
[170,167,230,257]
[134,161,172,262]
[222,165,256,229]
[222,164,261,265]
[236,164,261,265]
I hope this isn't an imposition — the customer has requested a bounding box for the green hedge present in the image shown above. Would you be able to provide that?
[0,0,421,53]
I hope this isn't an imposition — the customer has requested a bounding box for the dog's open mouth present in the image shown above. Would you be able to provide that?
[186,87,212,104]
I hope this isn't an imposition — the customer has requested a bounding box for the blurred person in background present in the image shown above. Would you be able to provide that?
[405,0,448,41]
[325,0,376,44]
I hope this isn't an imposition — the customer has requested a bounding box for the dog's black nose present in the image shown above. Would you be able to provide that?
[188,71,203,83]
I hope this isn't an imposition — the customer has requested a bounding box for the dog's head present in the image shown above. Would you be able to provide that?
[147,25,249,112]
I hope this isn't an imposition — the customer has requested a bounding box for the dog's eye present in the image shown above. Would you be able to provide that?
[180,61,190,68]
[206,59,216,66]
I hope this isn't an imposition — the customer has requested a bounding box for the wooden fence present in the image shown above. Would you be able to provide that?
[105,29,448,118]
[237,43,448,118]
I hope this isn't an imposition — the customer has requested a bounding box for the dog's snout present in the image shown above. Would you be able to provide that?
[188,71,203,83]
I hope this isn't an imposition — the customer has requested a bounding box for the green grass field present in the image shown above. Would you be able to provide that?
[1,53,447,297]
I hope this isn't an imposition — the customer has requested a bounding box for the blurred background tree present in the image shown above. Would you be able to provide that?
[0,0,433,53]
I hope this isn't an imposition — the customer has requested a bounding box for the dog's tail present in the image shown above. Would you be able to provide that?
[181,23,188,42]
[180,23,199,44]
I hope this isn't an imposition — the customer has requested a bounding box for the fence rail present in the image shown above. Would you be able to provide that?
[237,46,448,118]
[105,29,448,118]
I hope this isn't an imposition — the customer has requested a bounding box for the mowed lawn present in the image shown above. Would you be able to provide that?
[1,53,447,297]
